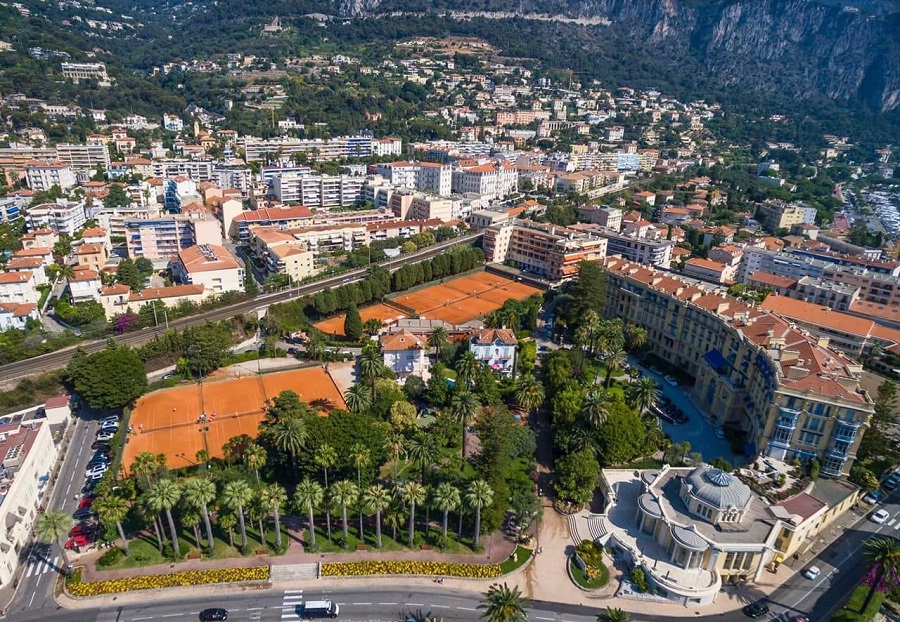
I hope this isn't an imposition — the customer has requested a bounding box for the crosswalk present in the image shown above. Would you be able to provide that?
[885,516,900,529]
[282,589,303,620]
[25,556,59,578]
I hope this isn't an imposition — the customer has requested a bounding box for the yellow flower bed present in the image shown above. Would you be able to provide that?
[321,560,501,578]
[68,565,269,597]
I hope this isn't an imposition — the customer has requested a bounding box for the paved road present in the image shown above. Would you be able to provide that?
[0,235,482,388]
[7,408,110,614]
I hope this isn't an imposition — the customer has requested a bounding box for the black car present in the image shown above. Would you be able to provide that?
[742,602,770,618]
[199,609,228,621]
[72,507,96,520]
[91,441,111,451]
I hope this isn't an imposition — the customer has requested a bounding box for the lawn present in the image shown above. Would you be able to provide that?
[568,557,609,590]
[499,546,533,574]
[301,522,479,555]
[832,583,884,622]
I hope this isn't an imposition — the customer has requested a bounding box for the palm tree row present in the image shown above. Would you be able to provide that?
[293,477,493,550]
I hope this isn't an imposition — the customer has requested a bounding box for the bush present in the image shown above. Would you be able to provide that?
[631,567,648,593]
[321,560,501,578]
[96,547,125,568]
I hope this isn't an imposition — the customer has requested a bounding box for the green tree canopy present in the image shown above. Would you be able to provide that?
[65,345,148,410]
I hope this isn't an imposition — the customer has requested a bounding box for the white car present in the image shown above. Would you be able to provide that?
[872,509,891,524]
[96,430,115,441]
[802,566,821,580]
[664,375,678,387]
[85,464,109,477]
[100,416,119,425]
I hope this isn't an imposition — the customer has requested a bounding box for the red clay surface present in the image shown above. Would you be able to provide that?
[315,272,541,336]
[123,367,346,472]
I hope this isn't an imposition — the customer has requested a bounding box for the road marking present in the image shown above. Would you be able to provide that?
[889,518,896,526]
[65,482,71,496]
[377,603,397,606]
[285,590,304,594]
[247,607,264,611]
[457,607,477,611]
[430,605,450,609]
[28,590,36,607]
[535,617,554,621]
[162,614,181,618]
[352,602,372,605]
[131,617,153,620]
[405,603,424,607]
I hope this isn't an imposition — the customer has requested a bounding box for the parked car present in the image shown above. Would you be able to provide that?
[65,535,91,550]
[91,441,111,451]
[742,601,770,618]
[864,491,883,505]
[872,509,891,524]
[68,523,96,538]
[664,375,678,387]
[802,566,821,580]
[199,609,228,621]
[161,372,175,380]
[96,430,115,441]
[85,464,109,477]
[100,420,120,431]
[883,473,900,491]
[100,416,119,426]
[86,470,105,482]
[72,507,95,521]
[82,480,99,494]
[77,496,94,510]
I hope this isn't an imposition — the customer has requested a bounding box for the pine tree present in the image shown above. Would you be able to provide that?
[344,302,363,341]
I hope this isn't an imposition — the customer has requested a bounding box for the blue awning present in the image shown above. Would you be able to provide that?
[703,350,729,374]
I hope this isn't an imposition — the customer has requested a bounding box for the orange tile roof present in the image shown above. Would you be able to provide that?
[760,296,875,337]
[380,330,426,351]
[0,302,36,317]
[0,271,33,284]
[176,244,240,273]
[747,271,797,289]
[128,284,205,301]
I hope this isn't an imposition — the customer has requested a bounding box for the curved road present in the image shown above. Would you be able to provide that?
[0,234,482,387]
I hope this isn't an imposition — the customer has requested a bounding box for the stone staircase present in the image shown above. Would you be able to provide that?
[270,562,320,582]
[586,516,608,541]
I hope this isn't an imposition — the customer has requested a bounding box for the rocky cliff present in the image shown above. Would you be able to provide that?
[335,0,900,111]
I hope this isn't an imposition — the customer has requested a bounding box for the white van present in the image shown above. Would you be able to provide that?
[301,601,339,619]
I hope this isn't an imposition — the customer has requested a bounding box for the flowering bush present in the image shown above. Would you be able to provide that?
[67,565,269,597]
[321,560,501,578]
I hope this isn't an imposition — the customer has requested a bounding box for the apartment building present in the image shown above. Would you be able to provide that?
[163,114,184,132]
[554,170,620,195]
[603,257,874,477]
[0,271,38,305]
[61,61,108,83]
[92,204,162,240]
[5,256,48,286]
[790,248,900,276]
[271,173,366,208]
[125,214,222,260]
[68,267,102,303]
[757,201,818,231]
[24,161,76,192]
[0,419,59,588]
[372,137,403,157]
[0,198,21,224]
[468,328,517,376]
[451,162,518,200]
[482,219,607,281]
[822,265,900,308]
[151,160,214,182]
[683,257,738,284]
[171,244,243,294]
[230,205,314,240]
[247,228,316,282]
[759,296,900,358]
[739,247,829,283]
[793,277,859,311]
[26,200,86,236]
[594,228,675,268]
[241,135,373,162]
[55,143,111,171]
[99,284,209,319]
[578,206,623,231]
[375,162,453,197]
[73,243,108,272]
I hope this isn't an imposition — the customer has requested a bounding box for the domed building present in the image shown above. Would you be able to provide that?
[596,464,861,605]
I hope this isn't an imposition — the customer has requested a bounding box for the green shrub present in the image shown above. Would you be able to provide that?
[97,547,125,568]
[631,567,648,593]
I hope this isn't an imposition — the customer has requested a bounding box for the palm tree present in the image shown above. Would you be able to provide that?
[36,510,70,564]
[259,483,287,549]
[359,346,384,402]
[861,536,900,613]
[427,326,449,360]
[456,351,481,390]
[627,376,660,414]
[602,349,627,388]
[515,376,545,414]
[93,495,130,553]
[433,483,461,538]
[330,480,359,546]
[407,431,438,484]
[222,479,254,551]
[314,443,337,540]
[624,325,647,352]
[400,481,427,547]
[350,443,371,538]
[450,391,480,458]
[384,495,407,542]
[384,433,406,479]
[466,479,494,548]
[146,479,182,555]
[182,477,217,551]
[478,582,528,622]
[243,443,267,486]
[271,417,307,482]
[131,451,158,487]
[181,509,203,549]
[581,387,611,429]
[581,309,603,354]
[343,383,371,414]
[218,512,237,548]
[597,608,631,622]
[294,478,324,550]
[362,484,391,548]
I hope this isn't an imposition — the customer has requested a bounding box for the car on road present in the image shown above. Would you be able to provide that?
[301,601,339,618]
[77,496,94,510]
[72,507,95,521]
[872,509,891,524]
[741,601,770,618]
[68,523,96,538]
[199,609,228,621]
[664,374,678,387]
[86,470,106,482]
[100,415,119,425]
[161,372,175,380]
[91,441,111,451]
[96,430,115,441]
[883,473,900,491]
[864,491,884,505]
[100,421,120,431]
[802,565,821,580]
[65,534,92,549]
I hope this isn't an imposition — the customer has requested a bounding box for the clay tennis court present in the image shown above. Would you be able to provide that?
[315,303,401,337]
[316,272,542,335]
[393,272,541,325]
[123,367,346,472]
